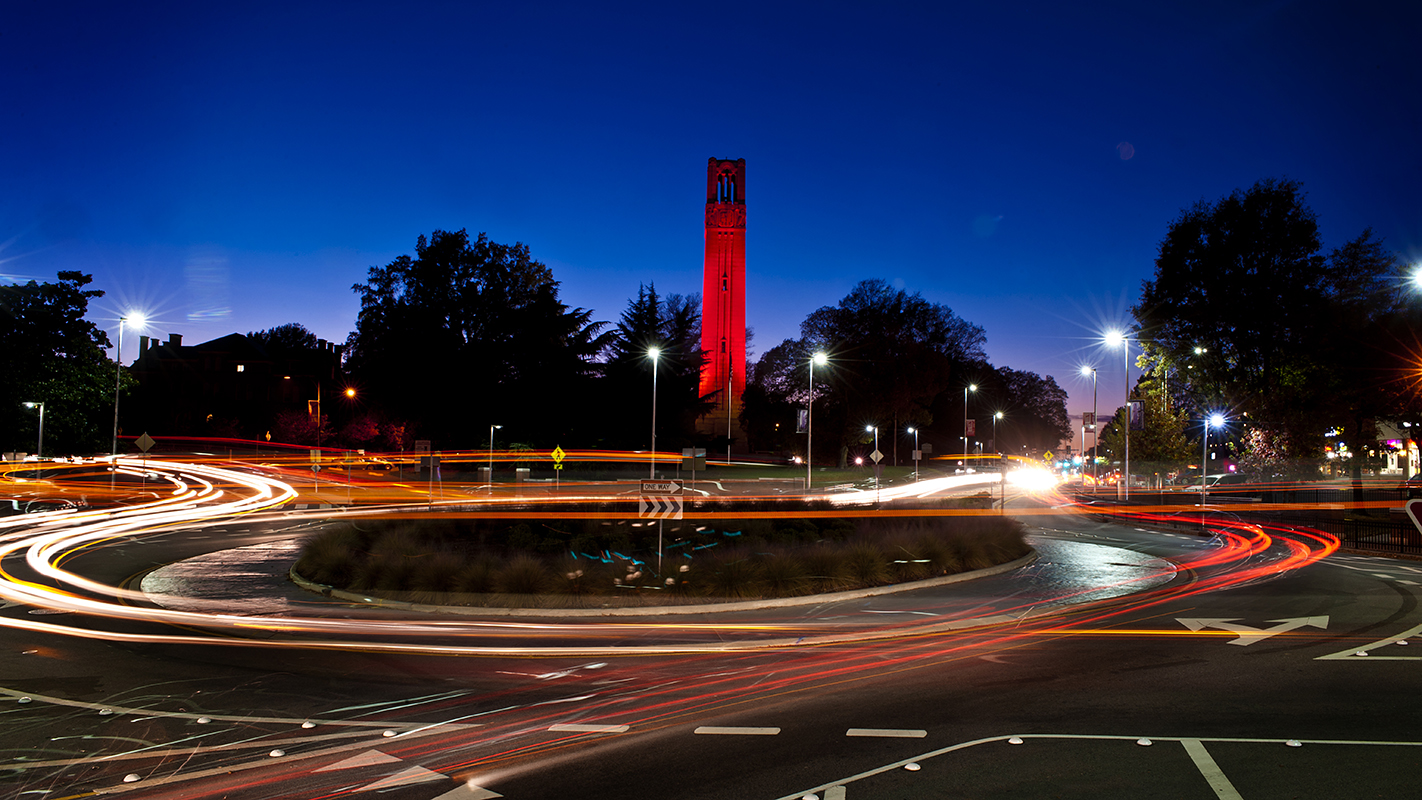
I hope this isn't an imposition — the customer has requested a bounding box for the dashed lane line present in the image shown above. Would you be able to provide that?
[695,726,781,735]
[845,728,927,738]
[548,724,631,733]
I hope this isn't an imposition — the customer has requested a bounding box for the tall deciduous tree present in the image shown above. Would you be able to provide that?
[745,279,987,465]
[995,367,1073,453]
[247,322,320,355]
[1133,179,1411,466]
[0,271,124,453]
[345,230,609,445]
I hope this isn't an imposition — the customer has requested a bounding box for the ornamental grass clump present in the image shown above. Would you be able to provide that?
[756,552,811,598]
[843,542,890,587]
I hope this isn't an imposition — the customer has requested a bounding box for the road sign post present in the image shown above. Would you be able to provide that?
[640,480,683,574]
[682,448,705,488]
[552,446,566,492]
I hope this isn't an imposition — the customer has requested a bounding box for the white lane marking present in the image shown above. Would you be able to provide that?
[1176,616,1328,645]
[695,726,780,735]
[17,727,413,769]
[846,728,927,738]
[549,724,630,733]
[356,765,445,791]
[314,749,401,772]
[824,787,846,800]
[1182,739,1243,800]
[0,687,405,727]
[771,734,1422,800]
[1317,622,1422,660]
[77,724,460,794]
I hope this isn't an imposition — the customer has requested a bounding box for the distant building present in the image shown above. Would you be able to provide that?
[125,332,343,440]
[698,157,747,446]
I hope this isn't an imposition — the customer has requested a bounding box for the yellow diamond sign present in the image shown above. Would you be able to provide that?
[552,446,566,464]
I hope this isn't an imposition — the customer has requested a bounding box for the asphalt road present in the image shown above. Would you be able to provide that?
[3,474,1421,799]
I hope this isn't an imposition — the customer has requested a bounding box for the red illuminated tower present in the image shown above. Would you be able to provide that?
[698,158,747,443]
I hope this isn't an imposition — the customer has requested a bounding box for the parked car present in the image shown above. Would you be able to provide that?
[1399,473,1422,499]
[1203,473,1250,488]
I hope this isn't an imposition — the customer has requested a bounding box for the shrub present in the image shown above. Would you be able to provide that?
[844,543,889,587]
[494,556,555,595]
[800,547,852,593]
[411,553,465,593]
[757,553,810,597]
[701,553,764,599]
[453,557,499,594]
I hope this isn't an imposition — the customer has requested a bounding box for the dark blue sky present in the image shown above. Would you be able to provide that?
[5,1,1419,428]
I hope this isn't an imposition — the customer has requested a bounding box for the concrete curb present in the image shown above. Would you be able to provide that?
[289,551,1039,619]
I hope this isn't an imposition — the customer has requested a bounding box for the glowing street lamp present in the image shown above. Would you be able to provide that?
[488,424,502,493]
[807,351,827,490]
[963,384,977,463]
[1201,412,1226,504]
[1105,330,1131,499]
[907,425,920,482]
[648,347,661,478]
[1080,365,1098,490]
[111,313,145,459]
[22,402,44,458]
[866,424,880,502]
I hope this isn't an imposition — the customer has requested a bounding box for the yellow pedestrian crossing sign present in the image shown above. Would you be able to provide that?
[1043,451,1053,461]
[552,445,566,471]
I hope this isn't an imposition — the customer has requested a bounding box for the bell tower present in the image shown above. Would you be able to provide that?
[698,158,746,443]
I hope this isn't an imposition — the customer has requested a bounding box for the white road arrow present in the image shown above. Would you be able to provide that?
[1176,616,1329,646]
[432,783,505,799]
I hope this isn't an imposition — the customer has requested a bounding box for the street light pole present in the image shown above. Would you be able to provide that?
[1124,339,1130,499]
[807,352,827,491]
[907,426,919,482]
[112,317,128,458]
[1201,416,1210,506]
[1081,366,1097,492]
[111,314,143,489]
[993,411,1004,508]
[1201,413,1225,505]
[649,347,660,479]
[866,425,879,503]
[963,384,976,465]
[1106,331,1131,499]
[488,424,502,494]
[23,402,44,458]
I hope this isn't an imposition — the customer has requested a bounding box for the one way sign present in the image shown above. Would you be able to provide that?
[639,496,683,520]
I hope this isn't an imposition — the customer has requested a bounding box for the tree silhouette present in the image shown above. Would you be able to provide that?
[597,283,710,449]
[345,229,609,445]
[0,271,124,453]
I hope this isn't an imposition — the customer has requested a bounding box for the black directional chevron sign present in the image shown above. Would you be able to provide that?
[639,496,683,520]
